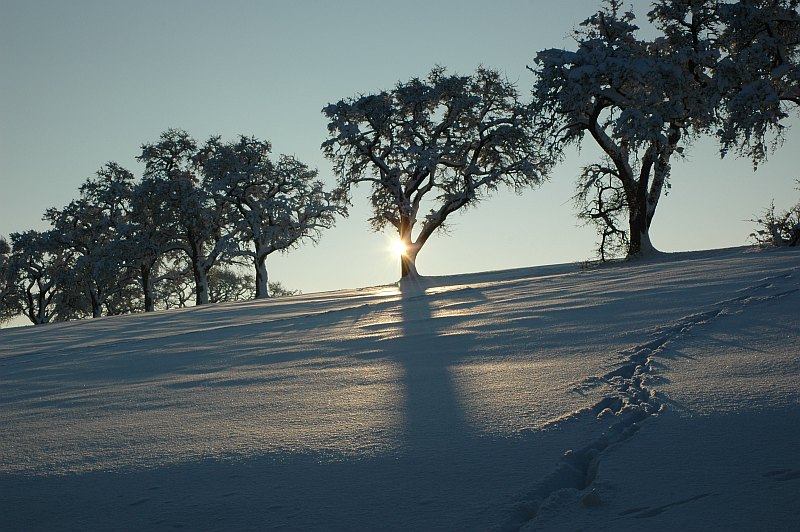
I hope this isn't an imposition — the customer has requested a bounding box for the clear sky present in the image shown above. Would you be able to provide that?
[2,0,798,297]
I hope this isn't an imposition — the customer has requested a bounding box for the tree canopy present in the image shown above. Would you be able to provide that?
[199,135,344,298]
[323,66,551,278]
[715,0,800,164]
[531,0,799,260]
[532,0,719,258]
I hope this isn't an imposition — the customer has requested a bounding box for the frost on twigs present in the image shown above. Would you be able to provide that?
[574,161,629,262]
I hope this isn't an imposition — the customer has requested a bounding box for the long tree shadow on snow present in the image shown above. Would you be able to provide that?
[0,276,636,531]
[392,278,480,454]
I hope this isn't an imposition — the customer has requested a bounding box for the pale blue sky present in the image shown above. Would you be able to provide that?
[2,0,798,296]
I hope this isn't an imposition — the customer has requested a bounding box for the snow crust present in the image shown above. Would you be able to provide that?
[1,246,798,530]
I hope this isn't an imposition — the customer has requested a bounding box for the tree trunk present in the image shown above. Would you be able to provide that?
[398,218,421,279]
[627,196,657,257]
[89,287,102,318]
[188,235,210,305]
[27,289,47,325]
[254,255,270,299]
[141,263,155,312]
[627,138,676,258]
[193,262,209,305]
[400,250,420,279]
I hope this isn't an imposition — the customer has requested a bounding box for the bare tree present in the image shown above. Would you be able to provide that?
[574,161,629,261]
[208,266,255,303]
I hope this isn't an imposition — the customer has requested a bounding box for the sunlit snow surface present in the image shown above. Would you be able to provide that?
[1,247,798,530]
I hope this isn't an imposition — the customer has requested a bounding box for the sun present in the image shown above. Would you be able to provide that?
[391,238,408,257]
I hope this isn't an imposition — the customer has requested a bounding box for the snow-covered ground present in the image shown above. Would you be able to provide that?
[1,246,798,531]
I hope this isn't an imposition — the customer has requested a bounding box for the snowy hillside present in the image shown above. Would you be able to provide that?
[1,247,798,531]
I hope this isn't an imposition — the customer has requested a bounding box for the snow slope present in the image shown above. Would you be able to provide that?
[1,247,798,530]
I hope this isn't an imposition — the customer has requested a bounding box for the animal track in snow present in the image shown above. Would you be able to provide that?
[619,493,711,519]
[506,268,798,530]
[764,468,800,481]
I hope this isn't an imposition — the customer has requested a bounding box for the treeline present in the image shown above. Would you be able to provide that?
[0,130,344,324]
[2,0,799,326]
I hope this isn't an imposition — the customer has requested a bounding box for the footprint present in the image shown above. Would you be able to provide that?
[621,494,710,519]
[129,498,150,507]
[764,469,800,481]
[618,506,650,516]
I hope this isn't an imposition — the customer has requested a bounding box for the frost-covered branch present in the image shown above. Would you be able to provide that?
[715,0,800,165]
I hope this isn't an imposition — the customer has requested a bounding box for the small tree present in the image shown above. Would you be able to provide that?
[199,135,343,298]
[154,260,195,310]
[573,161,629,261]
[208,266,255,303]
[204,267,299,303]
[751,180,800,246]
[7,230,69,325]
[323,66,549,279]
[268,280,300,298]
[532,0,718,258]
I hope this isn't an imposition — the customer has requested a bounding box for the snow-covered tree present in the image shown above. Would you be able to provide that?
[715,0,800,165]
[199,135,343,298]
[78,161,170,314]
[751,179,800,246]
[208,266,255,303]
[44,163,138,318]
[6,230,68,324]
[0,235,21,324]
[532,0,719,258]
[45,201,119,319]
[122,177,193,312]
[323,66,549,279]
[138,129,236,305]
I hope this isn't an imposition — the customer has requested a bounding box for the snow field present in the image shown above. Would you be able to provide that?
[1,246,798,530]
